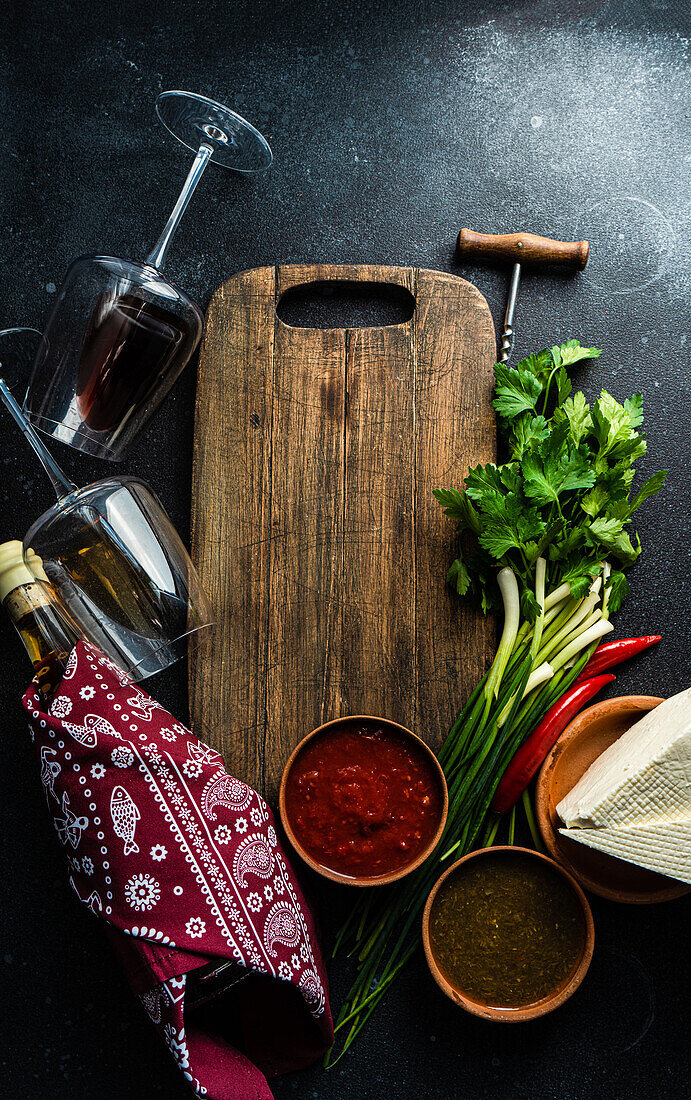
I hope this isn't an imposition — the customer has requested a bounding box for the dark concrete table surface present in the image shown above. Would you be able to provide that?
[1,0,689,1096]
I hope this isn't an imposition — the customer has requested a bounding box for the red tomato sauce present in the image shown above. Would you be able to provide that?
[284,721,443,878]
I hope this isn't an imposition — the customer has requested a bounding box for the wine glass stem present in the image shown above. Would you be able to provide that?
[0,378,76,500]
[145,142,214,271]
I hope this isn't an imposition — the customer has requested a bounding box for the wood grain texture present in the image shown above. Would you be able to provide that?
[457,229,589,270]
[190,264,496,800]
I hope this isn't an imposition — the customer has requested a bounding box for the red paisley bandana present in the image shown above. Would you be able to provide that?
[22,642,333,1099]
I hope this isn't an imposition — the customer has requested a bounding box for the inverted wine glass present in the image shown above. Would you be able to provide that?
[2,329,214,680]
[24,91,272,462]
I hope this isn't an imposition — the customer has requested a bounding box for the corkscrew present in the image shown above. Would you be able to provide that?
[456,230,590,363]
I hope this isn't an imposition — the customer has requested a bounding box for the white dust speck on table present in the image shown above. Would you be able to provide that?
[394,21,690,300]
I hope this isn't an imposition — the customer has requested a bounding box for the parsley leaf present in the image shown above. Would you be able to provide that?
[559,392,592,446]
[492,364,543,419]
[629,470,667,515]
[436,340,664,617]
[606,569,631,614]
[558,340,602,367]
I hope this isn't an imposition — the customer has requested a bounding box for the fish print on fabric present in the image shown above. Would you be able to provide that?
[64,713,120,748]
[62,647,79,680]
[110,785,141,855]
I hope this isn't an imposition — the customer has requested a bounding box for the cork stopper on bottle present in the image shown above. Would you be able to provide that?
[0,540,35,603]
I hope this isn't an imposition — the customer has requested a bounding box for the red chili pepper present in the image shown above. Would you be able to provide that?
[491,674,616,814]
[574,635,661,682]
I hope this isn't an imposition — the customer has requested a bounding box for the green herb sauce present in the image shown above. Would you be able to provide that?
[429,851,586,1008]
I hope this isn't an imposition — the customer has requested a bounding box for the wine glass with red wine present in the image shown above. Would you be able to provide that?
[23,91,272,461]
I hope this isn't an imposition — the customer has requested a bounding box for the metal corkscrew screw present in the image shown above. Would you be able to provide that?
[499,262,521,363]
[456,230,590,364]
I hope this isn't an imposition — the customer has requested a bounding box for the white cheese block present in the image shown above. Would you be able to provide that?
[557,688,691,829]
[559,818,691,884]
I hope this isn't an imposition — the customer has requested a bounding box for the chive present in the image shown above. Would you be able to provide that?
[507,804,516,846]
[522,789,544,852]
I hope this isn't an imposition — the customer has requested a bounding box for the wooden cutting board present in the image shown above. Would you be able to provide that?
[189,264,496,800]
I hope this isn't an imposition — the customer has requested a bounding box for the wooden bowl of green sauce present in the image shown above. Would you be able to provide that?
[422,846,594,1021]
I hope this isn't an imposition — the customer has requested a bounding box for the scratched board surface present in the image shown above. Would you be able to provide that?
[189,264,496,798]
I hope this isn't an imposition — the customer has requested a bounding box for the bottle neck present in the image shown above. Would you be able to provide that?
[2,580,80,698]
[4,579,51,622]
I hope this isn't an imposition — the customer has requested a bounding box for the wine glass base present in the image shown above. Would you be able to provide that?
[0,328,48,401]
[24,409,122,462]
[156,90,272,172]
[125,621,216,681]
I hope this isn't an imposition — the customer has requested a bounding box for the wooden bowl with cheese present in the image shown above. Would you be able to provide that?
[536,694,691,904]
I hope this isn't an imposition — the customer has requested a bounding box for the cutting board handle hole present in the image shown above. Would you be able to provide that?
[276,281,415,329]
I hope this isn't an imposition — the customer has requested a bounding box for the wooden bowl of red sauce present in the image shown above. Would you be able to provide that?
[279,716,448,886]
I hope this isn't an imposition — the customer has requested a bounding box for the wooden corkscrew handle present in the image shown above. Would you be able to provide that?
[457,229,589,270]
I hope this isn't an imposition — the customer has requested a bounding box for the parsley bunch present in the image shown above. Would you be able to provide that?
[435,340,666,620]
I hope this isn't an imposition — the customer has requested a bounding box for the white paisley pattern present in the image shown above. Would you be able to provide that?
[140,987,163,1023]
[232,834,274,888]
[299,968,327,1016]
[263,901,301,957]
[200,771,252,820]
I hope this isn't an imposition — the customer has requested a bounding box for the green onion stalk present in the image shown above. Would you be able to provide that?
[326,559,611,1066]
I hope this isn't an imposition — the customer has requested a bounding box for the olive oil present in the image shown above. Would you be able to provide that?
[429,850,586,1008]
